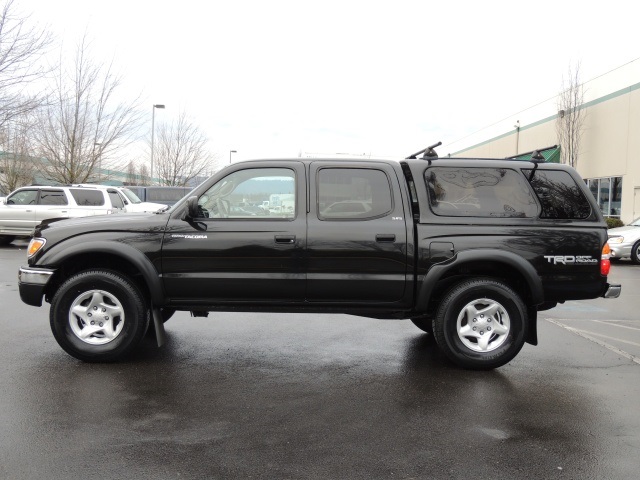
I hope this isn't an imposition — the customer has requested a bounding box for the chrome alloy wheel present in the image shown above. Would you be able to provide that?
[456,298,510,352]
[68,290,125,345]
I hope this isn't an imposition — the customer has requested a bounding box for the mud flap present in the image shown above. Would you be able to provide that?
[526,306,538,346]
[152,308,167,347]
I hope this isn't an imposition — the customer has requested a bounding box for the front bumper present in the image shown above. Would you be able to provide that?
[18,267,55,307]
[608,243,632,259]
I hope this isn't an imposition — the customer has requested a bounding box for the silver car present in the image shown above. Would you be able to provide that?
[607,217,640,263]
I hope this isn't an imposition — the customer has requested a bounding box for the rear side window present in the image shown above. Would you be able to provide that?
[525,169,591,219]
[425,167,538,218]
[69,189,105,206]
[318,168,392,220]
[39,189,68,205]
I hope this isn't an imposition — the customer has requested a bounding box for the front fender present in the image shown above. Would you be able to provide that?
[38,240,166,306]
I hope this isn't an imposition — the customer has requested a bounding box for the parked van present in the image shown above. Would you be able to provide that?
[126,186,192,206]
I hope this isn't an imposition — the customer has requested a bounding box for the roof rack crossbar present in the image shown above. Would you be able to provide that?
[505,145,557,162]
[406,141,442,160]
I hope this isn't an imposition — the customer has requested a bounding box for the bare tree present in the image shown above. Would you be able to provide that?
[32,35,144,184]
[0,0,52,130]
[153,111,218,186]
[126,160,137,184]
[0,115,37,193]
[138,164,149,186]
[556,63,586,168]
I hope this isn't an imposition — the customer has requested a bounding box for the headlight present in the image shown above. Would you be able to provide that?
[607,236,624,244]
[27,238,46,257]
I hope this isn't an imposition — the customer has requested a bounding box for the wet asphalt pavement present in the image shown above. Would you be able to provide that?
[1,241,639,479]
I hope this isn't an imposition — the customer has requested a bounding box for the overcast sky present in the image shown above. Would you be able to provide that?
[16,0,640,166]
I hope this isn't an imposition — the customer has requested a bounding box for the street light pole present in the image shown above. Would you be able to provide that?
[229,150,237,164]
[150,104,165,185]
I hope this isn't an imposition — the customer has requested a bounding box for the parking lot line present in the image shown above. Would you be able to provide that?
[546,318,640,365]
[592,319,640,332]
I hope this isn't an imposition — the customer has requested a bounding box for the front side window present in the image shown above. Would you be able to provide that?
[121,188,142,204]
[425,167,538,218]
[69,189,105,206]
[317,168,392,220]
[526,170,591,219]
[108,190,125,209]
[7,189,38,205]
[198,168,295,219]
[39,190,68,206]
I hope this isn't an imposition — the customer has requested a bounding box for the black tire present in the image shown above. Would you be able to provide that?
[433,278,527,370]
[50,270,149,362]
[631,241,640,265]
[0,235,15,246]
[410,317,434,335]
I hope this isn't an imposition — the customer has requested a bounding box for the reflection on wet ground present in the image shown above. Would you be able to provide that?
[1,244,639,479]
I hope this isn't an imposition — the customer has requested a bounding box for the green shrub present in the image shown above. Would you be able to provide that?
[605,217,624,229]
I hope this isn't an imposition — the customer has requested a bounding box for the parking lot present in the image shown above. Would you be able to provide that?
[1,240,639,479]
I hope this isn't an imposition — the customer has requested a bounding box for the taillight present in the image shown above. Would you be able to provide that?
[601,243,611,276]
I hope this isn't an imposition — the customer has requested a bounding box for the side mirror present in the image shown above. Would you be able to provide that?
[185,196,199,219]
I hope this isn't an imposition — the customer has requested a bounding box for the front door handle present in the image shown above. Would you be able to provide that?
[275,235,296,244]
[376,234,396,243]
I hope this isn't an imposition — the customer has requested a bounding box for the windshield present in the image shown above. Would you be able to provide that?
[630,217,640,226]
[121,188,142,204]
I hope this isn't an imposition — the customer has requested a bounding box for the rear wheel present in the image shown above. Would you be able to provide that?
[0,235,15,246]
[433,278,527,370]
[50,270,149,362]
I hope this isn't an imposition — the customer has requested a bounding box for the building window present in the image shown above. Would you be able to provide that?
[586,176,622,217]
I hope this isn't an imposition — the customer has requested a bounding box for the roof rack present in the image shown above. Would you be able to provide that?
[406,141,442,160]
[505,145,558,163]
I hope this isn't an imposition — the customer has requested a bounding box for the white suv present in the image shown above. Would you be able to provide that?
[0,185,125,245]
[72,184,165,214]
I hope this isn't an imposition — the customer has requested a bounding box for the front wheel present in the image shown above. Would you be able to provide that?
[631,241,640,265]
[50,270,149,362]
[433,278,527,370]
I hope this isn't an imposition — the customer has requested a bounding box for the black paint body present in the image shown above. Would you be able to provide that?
[20,158,612,336]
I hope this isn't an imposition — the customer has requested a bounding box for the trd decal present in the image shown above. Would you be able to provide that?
[544,255,597,265]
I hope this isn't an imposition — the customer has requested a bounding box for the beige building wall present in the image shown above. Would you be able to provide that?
[446,61,640,224]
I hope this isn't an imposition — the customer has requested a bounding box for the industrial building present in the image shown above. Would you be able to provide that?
[444,59,640,224]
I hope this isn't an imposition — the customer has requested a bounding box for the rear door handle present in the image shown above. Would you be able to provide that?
[376,234,396,243]
[275,235,296,244]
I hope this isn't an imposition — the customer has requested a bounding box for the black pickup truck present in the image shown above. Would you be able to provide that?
[18,149,621,369]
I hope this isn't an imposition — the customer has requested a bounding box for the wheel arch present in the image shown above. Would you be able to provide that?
[416,250,543,343]
[41,241,166,306]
